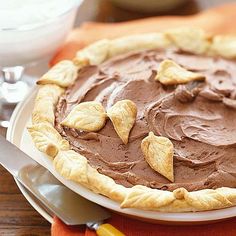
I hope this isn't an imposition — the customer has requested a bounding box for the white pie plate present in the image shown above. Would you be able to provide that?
[7,87,236,224]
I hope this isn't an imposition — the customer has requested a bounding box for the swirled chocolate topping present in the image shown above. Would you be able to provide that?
[55,49,236,191]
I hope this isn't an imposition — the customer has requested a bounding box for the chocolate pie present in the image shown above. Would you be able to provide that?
[28,28,236,212]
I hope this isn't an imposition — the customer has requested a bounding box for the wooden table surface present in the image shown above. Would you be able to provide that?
[0,0,234,235]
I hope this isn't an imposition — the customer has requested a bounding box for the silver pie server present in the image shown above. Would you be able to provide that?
[0,135,125,236]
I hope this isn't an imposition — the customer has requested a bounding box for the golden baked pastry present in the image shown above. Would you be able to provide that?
[141,132,174,182]
[107,99,137,144]
[61,101,107,132]
[28,27,236,212]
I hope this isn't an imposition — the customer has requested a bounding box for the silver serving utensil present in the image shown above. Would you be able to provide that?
[0,135,125,236]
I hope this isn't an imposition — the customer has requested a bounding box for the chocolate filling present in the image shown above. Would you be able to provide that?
[55,49,236,192]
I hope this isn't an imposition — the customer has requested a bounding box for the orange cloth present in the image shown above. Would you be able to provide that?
[52,214,236,236]
[51,3,236,66]
[50,3,236,235]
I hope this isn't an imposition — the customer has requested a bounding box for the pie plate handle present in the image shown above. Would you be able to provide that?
[96,223,125,236]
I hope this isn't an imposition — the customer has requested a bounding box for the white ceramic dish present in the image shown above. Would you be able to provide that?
[0,0,83,67]
[7,87,236,224]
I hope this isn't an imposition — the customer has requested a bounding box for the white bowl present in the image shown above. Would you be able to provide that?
[0,0,83,67]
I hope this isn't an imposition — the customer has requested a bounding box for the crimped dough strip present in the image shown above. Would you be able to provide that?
[121,186,236,212]
[38,28,236,87]
[108,32,172,58]
[32,84,64,125]
[74,39,110,66]
[54,150,127,202]
[37,60,80,87]
[164,27,211,54]
[27,123,70,158]
[73,27,236,67]
[209,35,236,58]
[28,27,236,212]
[53,151,236,212]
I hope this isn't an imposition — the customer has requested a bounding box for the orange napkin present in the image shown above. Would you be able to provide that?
[51,3,236,66]
[52,214,236,236]
[51,3,236,235]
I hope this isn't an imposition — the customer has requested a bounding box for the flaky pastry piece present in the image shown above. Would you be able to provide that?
[155,59,205,85]
[28,28,236,212]
[73,33,172,66]
[164,27,211,54]
[108,33,172,58]
[107,100,137,144]
[74,39,110,66]
[37,60,79,87]
[54,150,127,202]
[141,132,174,182]
[27,123,70,158]
[53,150,89,185]
[32,84,64,125]
[61,101,107,132]
[121,185,236,212]
[209,35,236,59]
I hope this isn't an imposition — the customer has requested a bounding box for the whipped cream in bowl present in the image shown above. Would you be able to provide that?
[0,0,82,66]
